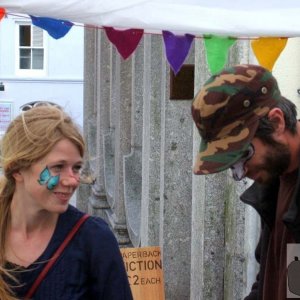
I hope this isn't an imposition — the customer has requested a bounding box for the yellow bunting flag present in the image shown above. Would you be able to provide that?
[204,35,236,75]
[121,246,165,300]
[251,37,288,71]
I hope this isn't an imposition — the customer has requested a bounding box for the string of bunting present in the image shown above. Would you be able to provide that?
[0,8,289,75]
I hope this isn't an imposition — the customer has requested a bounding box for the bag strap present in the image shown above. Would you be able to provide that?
[24,213,90,299]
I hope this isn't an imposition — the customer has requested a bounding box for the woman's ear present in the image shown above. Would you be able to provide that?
[268,107,285,135]
[12,170,23,182]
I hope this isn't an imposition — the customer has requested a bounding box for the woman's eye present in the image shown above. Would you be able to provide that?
[73,165,82,174]
[51,165,63,172]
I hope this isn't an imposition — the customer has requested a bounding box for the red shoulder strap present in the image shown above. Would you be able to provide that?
[24,213,90,299]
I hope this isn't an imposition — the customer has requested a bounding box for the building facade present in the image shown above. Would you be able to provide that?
[0,15,84,135]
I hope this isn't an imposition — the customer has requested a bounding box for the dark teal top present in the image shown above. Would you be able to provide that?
[6,205,133,300]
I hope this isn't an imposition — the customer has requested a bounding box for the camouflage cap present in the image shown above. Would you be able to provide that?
[192,64,282,175]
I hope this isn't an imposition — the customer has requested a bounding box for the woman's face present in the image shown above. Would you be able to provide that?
[15,138,83,214]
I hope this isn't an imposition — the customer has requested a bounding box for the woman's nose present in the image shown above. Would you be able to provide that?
[61,176,80,187]
[60,170,80,187]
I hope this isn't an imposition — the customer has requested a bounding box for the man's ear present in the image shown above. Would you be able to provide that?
[268,107,285,135]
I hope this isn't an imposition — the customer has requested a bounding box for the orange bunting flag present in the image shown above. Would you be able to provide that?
[251,37,288,71]
[204,35,236,75]
[0,7,5,21]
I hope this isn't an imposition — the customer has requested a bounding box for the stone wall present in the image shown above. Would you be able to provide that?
[79,28,260,300]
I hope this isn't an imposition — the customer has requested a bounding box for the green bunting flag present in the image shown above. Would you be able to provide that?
[204,35,237,74]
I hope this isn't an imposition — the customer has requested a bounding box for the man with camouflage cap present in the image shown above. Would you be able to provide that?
[192,64,300,299]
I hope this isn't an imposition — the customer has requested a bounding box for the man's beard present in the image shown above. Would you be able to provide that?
[258,139,290,185]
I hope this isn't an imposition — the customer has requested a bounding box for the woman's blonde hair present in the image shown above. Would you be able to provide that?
[0,105,85,299]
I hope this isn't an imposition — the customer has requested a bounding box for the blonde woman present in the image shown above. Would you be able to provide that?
[0,105,133,300]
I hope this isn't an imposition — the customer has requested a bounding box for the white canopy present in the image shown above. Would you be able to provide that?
[2,0,300,37]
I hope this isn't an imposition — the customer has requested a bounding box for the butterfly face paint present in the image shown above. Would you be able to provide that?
[38,166,60,190]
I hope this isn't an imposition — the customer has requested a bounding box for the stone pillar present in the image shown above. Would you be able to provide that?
[82,29,131,245]
[90,29,112,218]
[123,38,144,247]
[140,35,165,248]
[159,43,195,300]
[77,28,97,212]
[84,29,112,220]
[109,49,132,244]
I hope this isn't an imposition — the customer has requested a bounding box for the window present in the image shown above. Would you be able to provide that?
[16,22,46,75]
[170,64,194,100]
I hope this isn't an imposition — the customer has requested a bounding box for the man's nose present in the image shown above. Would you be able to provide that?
[243,161,249,176]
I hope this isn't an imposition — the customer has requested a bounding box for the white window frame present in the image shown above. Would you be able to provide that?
[15,20,48,77]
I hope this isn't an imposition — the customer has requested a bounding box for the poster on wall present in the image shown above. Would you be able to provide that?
[0,101,13,135]
[120,246,165,300]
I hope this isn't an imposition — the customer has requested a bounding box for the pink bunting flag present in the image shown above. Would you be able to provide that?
[162,31,195,75]
[0,7,5,21]
[104,27,144,60]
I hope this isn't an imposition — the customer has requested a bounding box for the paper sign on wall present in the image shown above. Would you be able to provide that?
[0,102,13,135]
[121,246,165,300]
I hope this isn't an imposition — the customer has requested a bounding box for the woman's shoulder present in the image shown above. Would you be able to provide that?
[65,205,116,243]
[65,204,108,226]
